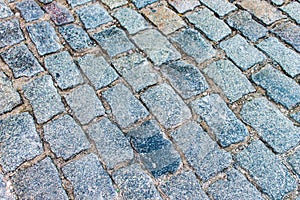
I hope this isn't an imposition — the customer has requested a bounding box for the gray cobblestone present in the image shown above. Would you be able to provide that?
[38,0,52,4]
[0,19,24,48]
[167,0,200,13]
[44,2,74,25]
[0,112,43,172]
[131,0,158,9]
[287,148,300,178]
[241,98,300,153]
[271,0,284,6]
[191,94,249,147]
[199,0,236,17]
[236,140,297,199]
[281,1,300,24]
[16,0,44,22]
[0,0,13,19]
[87,118,133,169]
[141,83,192,128]
[102,0,127,9]
[23,75,65,124]
[291,111,300,123]
[102,83,149,128]
[67,0,90,7]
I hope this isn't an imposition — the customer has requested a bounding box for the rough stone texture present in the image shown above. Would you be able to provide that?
[62,154,117,199]
[1,44,44,78]
[87,118,134,169]
[0,19,24,48]
[102,83,149,128]
[0,112,43,172]
[240,97,300,153]
[127,120,181,177]
[113,164,162,199]
[112,53,160,92]
[199,0,236,17]
[292,111,300,123]
[172,29,216,64]
[0,72,21,114]
[187,8,231,41]
[65,84,105,125]
[16,0,44,22]
[220,34,265,70]
[67,0,91,7]
[208,169,264,200]
[281,1,300,24]
[43,114,90,159]
[236,140,297,199]
[204,59,255,102]
[131,0,158,9]
[113,7,149,34]
[133,29,181,65]
[287,148,300,178]
[76,3,113,29]
[252,65,300,109]
[44,2,74,25]
[257,37,300,77]
[12,157,68,199]
[102,0,127,9]
[23,75,65,124]
[27,21,62,55]
[78,54,118,90]
[0,0,13,19]
[191,94,249,147]
[161,61,209,99]
[226,10,268,41]
[167,0,200,13]
[141,83,192,128]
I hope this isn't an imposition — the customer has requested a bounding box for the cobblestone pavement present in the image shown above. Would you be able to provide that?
[0,0,300,199]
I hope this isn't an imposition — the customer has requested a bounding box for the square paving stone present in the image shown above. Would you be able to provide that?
[43,2,74,25]
[112,163,162,199]
[236,140,297,199]
[161,61,209,99]
[131,0,158,9]
[204,59,255,102]
[87,118,133,169]
[102,83,149,128]
[0,72,21,115]
[167,0,200,13]
[133,29,181,66]
[220,34,265,70]
[141,83,192,128]
[281,1,300,24]
[0,19,24,48]
[76,3,113,29]
[92,27,135,57]
[102,0,127,9]
[112,53,160,92]
[171,28,216,64]
[44,51,84,90]
[0,112,43,172]
[78,54,118,90]
[240,97,300,153]
[62,154,117,199]
[16,0,44,22]
[65,84,105,125]
[43,114,90,159]
[1,44,44,78]
[191,94,249,147]
[67,0,91,7]
[12,157,68,199]
[27,21,62,55]
[199,0,236,17]
[287,148,300,178]
[0,0,13,19]
[23,75,65,124]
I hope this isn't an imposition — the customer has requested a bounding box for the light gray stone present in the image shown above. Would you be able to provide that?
[281,1,300,23]
[199,0,236,17]
[102,0,127,9]
[287,148,300,178]
[0,19,24,48]
[0,0,13,19]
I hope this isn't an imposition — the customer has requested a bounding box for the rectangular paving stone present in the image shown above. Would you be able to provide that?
[141,83,192,128]
[171,29,216,64]
[204,59,255,102]
[257,37,300,77]
[287,148,300,178]
[208,169,264,200]
[44,51,84,90]
[252,65,300,109]
[133,29,181,66]
[112,163,162,199]
[43,114,90,159]
[78,54,118,90]
[112,7,149,34]
[167,0,200,13]
[199,0,236,17]
[131,0,158,9]
[43,2,74,25]
[102,83,149,128]
[27,21,62,55]
[191,94,249,147]
[87,118,134,169]
[12,157,68,199]
[236,140,297,199]
[102,0,127,9]
[112,53,160,92]
[161,61,209,99]
[93,27,134,57]
[16,0,44,22]
[240,97,300,153]
[67,0,91,7]
[62,154,117,199]
[65,84,105,125]
[0,19,24,48]
[23,75,65,124]
[220,34,265,70]
[226,10,268,42]
[0,0,13,19]
[0,112,43,172]
[281,1,300,24]
[172,121,232,181]
[187,8,231,41]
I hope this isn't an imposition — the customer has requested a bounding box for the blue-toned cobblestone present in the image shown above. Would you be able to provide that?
[199,0,236,17]
[0,0,13,19]
[16,0,44,22]
[131,0,158,9]
[287,148,300,178]
[291,112,300,123]
[281,1,300,24]
[0,19,24,48]
[44,2,74,25]
[102,0,127,9]
[67,0,91,7]
[167,0,200,13]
